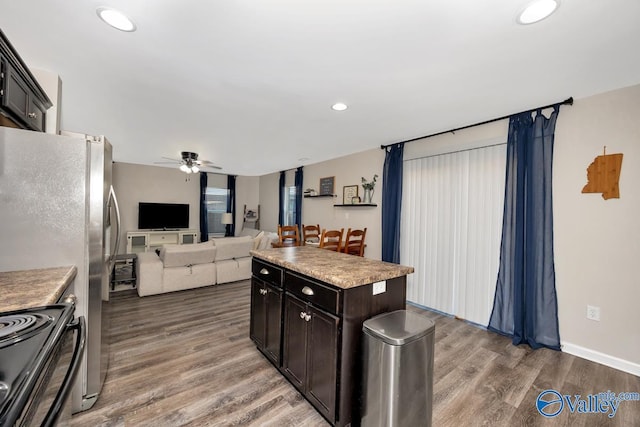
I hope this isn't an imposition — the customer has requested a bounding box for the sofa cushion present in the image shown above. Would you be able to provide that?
[238,228,265,249]
[252,231,265,250]
[216,258,252,284]
[163,263,216,292]
[212,236,253,261]
[159,241,216,268]
[257,232,278,250]
[238,228,262,238]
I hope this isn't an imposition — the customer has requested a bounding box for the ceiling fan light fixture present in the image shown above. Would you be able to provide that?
[96,7,136,32]
[517,0,559,25]
[157,151,221,172]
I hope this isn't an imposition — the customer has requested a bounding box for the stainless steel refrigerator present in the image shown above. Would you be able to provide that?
[0,126,121,413]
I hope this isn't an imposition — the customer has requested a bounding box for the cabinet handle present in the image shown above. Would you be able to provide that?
[259,268,270,275]
[28,112,37,119]
[301,286,314,296]
[299,311,311,321]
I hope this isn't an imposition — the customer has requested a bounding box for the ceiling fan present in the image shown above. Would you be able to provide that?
[155,151,222,173]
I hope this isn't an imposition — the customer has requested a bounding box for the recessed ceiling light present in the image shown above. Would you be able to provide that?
[331,103,348,111]
[517,0,559,25]
[97,7,136,32]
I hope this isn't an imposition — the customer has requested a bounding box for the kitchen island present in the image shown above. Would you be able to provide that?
[249,247,413,427]
[0,266,77,312]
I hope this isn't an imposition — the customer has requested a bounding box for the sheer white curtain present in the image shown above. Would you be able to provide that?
[401,144,506,326]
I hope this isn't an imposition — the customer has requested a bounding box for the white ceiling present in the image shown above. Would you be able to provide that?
[1,0,639,176]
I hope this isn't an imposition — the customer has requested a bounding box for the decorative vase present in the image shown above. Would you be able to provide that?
[363,188,373,204]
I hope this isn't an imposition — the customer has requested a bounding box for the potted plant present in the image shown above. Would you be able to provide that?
[361,174,378,204]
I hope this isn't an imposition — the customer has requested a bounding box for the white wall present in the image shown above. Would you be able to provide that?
[258,172,281,234]
[32,69,62,135]
[554,84,640,373]
[259,148,385,258]
[235,175,260,234]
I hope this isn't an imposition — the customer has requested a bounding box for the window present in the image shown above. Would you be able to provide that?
[283,185,297,226]
[206,187,229,236]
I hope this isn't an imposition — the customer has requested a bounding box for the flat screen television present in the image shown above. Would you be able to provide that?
[138,202,189,230]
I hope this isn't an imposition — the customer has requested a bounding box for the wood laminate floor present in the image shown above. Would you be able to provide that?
[71,281,639,426]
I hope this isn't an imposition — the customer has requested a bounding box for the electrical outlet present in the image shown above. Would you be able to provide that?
[586,305,600,321]
[372,281,386,295]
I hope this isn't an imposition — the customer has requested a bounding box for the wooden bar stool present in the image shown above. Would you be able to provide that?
[319,228,344,252]
[276,224,300,247]
[302,224,321,245]
[343,228,367,256]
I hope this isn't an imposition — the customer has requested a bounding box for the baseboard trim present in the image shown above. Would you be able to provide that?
[561,342,640,377]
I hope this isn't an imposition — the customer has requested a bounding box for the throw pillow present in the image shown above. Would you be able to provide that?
[253,231,265,250]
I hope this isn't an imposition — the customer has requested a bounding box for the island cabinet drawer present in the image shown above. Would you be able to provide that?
[252,259,283,287]
[285,272,340,314]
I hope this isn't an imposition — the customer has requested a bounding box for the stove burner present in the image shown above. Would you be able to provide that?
[0,314,51,342]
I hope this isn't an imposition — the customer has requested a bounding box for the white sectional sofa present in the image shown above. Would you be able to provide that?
[136,236,255,297]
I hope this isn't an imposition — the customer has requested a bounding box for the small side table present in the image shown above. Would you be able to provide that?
[111,253,137,290]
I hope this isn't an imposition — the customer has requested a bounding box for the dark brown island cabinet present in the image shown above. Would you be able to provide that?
[0,28,52,132]
[250,258,283,365]
[250,248,414,427]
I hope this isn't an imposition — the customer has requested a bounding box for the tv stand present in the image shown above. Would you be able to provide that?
[126,229,199,253]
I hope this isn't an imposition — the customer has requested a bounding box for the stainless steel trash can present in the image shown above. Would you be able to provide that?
[361,310,435,427]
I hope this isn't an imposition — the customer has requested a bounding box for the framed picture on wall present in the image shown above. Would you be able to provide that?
[343,185,358,204]
[319,176,335,195]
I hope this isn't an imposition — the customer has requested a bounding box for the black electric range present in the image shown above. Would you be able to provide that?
[0,304,85,426]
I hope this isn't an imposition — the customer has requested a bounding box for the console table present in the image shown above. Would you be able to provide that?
[126,229,199,253]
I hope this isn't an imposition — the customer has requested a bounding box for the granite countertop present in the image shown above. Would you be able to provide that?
[250,246,414,289]
[0,266,77,312]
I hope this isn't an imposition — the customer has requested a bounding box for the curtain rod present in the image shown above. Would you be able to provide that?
[380,97,573,150]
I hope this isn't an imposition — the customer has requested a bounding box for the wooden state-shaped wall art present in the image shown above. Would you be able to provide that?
[581,147,623,200]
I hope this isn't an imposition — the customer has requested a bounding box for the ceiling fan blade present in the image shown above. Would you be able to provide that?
[154,153,219,170]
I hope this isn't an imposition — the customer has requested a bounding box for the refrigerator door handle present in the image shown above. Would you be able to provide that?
[107,185,122,272]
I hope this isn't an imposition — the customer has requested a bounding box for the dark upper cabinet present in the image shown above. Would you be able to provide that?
[0,29,51,132]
